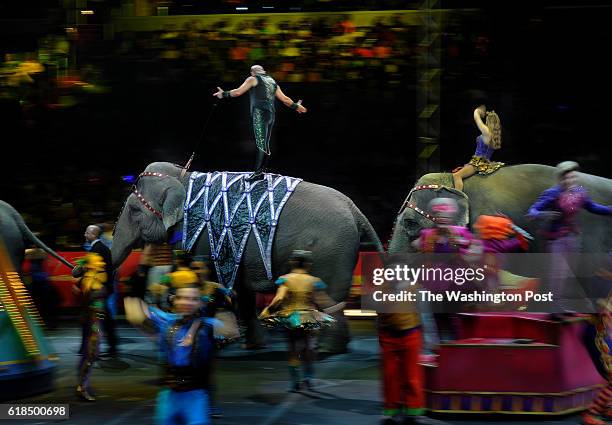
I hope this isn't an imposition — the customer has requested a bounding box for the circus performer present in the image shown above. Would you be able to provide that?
[414,198,474,254]
[582,265,612,425]
[452,105,504,192]
[473,214,531,254]
[470,215,536,306]
[377,297,425,424]
[124,269,217,425]
[190,257,238,346]
[413,198,474,347]
[259,250,334,391]
[528,161,612,314]
[73,253,108,401]
[189,257,238,419]
[213,64,307,182]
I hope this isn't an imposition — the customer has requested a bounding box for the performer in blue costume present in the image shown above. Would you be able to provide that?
[213,65,307,182]
[452,105,504,191]
[124,269,216,425]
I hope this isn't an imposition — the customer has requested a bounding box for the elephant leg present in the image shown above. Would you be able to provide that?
[235,276,267,349]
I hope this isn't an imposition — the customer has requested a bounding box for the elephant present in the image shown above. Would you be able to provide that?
[111,162,383,353]
[0,200,75,274]
[388,164,612,345]
[389,164,612,255]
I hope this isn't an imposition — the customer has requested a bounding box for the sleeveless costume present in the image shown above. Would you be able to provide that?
[249,74,277,155]
[467,135,504,175]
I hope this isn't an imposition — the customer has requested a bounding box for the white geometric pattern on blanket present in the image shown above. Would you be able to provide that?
[183,171,302,289]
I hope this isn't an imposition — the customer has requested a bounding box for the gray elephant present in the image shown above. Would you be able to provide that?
[0,200,75,273]
[389,164,611,347]
[389,164,612,255]
[112,162,383,352]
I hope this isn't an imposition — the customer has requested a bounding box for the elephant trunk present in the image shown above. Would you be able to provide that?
[349,202,384,253]
[111,201,140,270]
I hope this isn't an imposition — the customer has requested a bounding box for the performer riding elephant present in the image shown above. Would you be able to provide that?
[389,164,612,256]
[112,162,383,353]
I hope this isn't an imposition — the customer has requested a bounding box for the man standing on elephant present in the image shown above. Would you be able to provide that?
[83,224,118,356]
[213,64,307,182]
[528,161,612,315]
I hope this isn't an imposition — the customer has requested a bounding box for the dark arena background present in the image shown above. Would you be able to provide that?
[0,0,611,424]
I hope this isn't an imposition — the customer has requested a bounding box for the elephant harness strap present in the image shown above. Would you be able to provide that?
[399,184,441,223]
[132,172,171,218]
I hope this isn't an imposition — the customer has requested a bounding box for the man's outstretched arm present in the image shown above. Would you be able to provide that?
[275,85,307,113]
[213,76,257,99]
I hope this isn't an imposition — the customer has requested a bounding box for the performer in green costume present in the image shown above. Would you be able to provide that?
[214,65,307,182]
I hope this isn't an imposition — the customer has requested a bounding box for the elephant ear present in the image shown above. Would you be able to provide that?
[437,186,470,227]
[162,177,187,231]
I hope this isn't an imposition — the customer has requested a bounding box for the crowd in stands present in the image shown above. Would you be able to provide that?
[112,15,416,86]
[1,11,495,249]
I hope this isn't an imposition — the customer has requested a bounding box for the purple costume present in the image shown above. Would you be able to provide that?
[419,226,474,292]
[474,135,495,160]
[528,185,612,311]
[467,135,504,175]
[418,226,474,254]
[528,185,612,239]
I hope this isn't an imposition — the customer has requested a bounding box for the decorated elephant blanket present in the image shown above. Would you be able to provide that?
[183,172,302,289]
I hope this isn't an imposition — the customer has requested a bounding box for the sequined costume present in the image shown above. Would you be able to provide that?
[583,293,612,424]
[249,74,277,155]
[76,254,108,400]
[147,307,214,425]
[467,135,504,175]
[260,271,334,390]
[260,272,334,331]
[528,185,612,311]
[528,185,612,240]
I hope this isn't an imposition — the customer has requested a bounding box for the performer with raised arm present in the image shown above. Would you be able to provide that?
[452,105,504,192]
[124,269,217,425]
[213,64,307,182]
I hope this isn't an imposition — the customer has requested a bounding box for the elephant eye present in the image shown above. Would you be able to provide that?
[403,218,419,231]
[129,204,142,217]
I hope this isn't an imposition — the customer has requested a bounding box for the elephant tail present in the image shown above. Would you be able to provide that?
[349,203,384,253]
[9,204,75,270]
